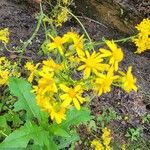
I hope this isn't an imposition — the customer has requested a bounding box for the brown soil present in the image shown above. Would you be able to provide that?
[0,0,150,149]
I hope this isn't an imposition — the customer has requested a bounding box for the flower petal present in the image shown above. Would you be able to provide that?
[77,65,86,71]
[84,67,91,78]
[73,98,80,110]
[59,84,70,92]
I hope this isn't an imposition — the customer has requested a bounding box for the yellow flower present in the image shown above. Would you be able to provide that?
[95,67,118,96]
[0,70,9,85]
[91,128,111,150]
[73,35,85,57]
[132,18,150,54]
[63,32,79,42]
[36,94,66,124]
[50,102,66,124]
[38,72,58,95]
[59,84,85,110]
[78,51,108,78]
[91,139,104,150]
[63,32,85,56]
[102,127,111,150]
[133,35,150,54]
[68,55,80,64]
[99,40,124,71]
[119,66,137,93]
[0,28,9,44]
[42,59,62,73]
[47,35,65,55]
[24,62,40,83]
[55,7,69,27]
[135,18,150,35]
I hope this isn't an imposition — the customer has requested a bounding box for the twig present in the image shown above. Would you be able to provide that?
[76,16,107,29]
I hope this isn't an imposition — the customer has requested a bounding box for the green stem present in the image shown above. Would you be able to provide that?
[4,45,22,53]
[94,35,136,46]
[22,4,44,51]
[0,131,8,137]
[61,7,92,43]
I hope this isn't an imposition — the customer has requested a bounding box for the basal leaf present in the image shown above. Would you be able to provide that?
[0,121,58,149]
[61,107,92,129]
[8,77,41,121]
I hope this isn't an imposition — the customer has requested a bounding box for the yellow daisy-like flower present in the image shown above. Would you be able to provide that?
[133,35,150,54]
[78,51,108,78]
[99,40,124,71]
[36,94,66,124]
[59,84,85,110]
[38,72,58,95]
[50,102,66,124]
[0,28,9,44]
[73,35,85,57]
[91,139,104,150]
[95,67,118,96]
[63,32,85,56]
[119,66,137,93]
[24,62,40,83]
[0,70,9,85]
[135,18,150,35]
[63,32,79,42]
[132,18,150,54]
[47,34,66,55]
[42,59,63,73]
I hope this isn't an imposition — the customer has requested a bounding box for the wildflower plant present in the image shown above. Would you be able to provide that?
[0,28,9,45]
[132,18,150,54]
[0,2,149,149]
[0,57,20,85]
[91,127,111,150]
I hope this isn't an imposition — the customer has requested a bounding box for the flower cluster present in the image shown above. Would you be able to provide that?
[0,28,9,45]
[132,18,150,54]
[102,127,111,150]
[91,127,111,150]
[47,32,84,56]
[43,0,72,27]
[0,57,20,85]
[24,31,138,124]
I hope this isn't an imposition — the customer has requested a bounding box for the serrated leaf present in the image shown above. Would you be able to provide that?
[8,77,41,121]
[0,121,58,149]
[61,107,92,129]
[49,124,71,138]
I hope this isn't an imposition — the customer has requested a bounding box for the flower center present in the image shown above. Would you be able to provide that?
[112,49,123,62]
[86,57,95,68]
[68,89,76,98]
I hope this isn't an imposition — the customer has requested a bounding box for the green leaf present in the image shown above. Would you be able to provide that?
[49,124,71,138]
[58,133,80,149]
[0,116,11,137]
[61,107,92,129]
[8,77,41,121]
[0,121,58,149]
